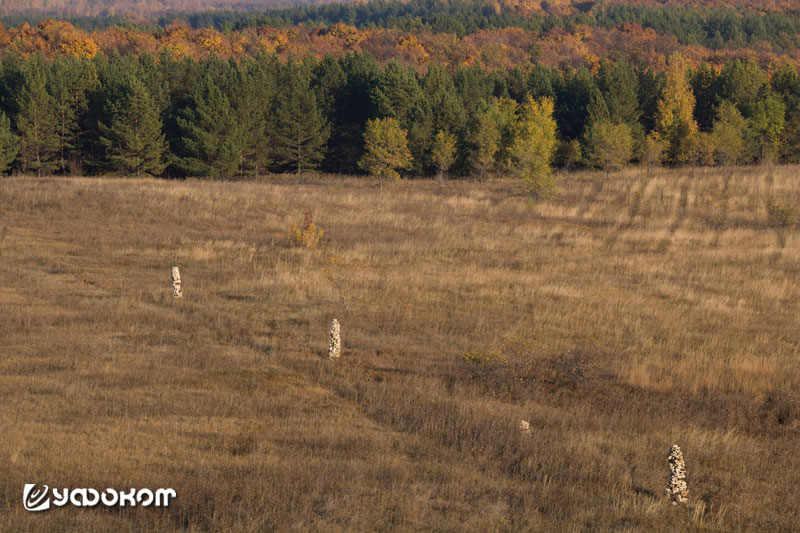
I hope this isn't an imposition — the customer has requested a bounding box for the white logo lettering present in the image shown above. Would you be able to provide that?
[23,485,176,512]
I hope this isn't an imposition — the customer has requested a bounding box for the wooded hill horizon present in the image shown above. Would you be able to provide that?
[2,0,800,18]
[0,1,798,73]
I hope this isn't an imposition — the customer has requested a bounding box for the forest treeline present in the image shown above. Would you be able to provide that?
[0,50,798,180]
[1,1,800,77]
[168,2,800,51]
[3,2,800,53]
[2,0,799,19]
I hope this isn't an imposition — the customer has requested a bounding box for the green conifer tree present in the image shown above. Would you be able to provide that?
[177,75,242,178]
[48,57,97,174]
[273,63,330,173]
[596,58,640,128]
[98,76,166,176]
[0,112,19,173]
[17,56,59,176]
[231,57,275,176]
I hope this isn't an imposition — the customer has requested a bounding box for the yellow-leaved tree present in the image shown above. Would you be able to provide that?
[510,95,557,200]
[655,52,699,164]
[432,129,457,181]
[358,117,412,189]
[585,120,634,175]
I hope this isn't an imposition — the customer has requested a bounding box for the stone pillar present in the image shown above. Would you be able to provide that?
[171,266,182,298]
[665,444,688,505]
[327,319,341,359]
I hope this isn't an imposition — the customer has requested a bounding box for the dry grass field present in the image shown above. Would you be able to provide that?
[0,166,798,531]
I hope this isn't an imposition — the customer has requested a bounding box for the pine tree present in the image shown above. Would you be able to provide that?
[0,112,19,173]
[47,57,97,174]
[232,57,275,176]
[691,62,719,132]
[371,60,431,175]
[596,58,640,128]
[421,64,465,175]
[313,54,346,119]
[158,49,205,175]
[717,60,768,118]
[98,76,166,176]
[358,117,412,188]
[585,89,610,127]
[328,53,379,174]
[637,67,666,134]
[553,67,596,141]
[372,61,423,124]
[177,75,242,178]
[424,64,466,136]
[17,56,59,176]
[453,65,494,119]
[273,62,330,173]
[432,129,457,181]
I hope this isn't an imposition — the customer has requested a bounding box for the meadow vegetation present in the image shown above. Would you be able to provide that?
[0,165,798,530]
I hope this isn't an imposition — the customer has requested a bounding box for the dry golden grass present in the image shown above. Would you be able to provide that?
[0,166,798,531]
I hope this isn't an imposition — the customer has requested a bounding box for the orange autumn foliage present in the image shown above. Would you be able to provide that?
[0,17,794,73]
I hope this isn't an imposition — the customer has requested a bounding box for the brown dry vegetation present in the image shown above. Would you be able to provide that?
[0,166,798,531]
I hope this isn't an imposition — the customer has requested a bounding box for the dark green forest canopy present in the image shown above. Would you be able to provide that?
[0,50,798,179]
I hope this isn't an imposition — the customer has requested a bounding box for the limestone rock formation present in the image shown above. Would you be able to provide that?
[665,444,688,505]
[171,266,182,298]
[327,319,341,359]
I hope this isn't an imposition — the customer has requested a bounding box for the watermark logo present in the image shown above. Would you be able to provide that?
[23,484,50,512]
[23,485,176,512]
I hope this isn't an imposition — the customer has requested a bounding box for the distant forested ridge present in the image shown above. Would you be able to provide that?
[4,2,800,52]
[1,0,800,19]
[0,2,799,71]
[0,0,338,18]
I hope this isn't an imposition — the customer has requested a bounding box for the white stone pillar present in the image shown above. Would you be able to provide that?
[665,444,688,505]
[327,319,341,359]
[171,266,182,298]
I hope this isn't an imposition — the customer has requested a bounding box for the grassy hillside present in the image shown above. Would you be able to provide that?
[0,168,798,530]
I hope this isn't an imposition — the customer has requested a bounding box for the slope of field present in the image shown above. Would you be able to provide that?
[0,168,798,530]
